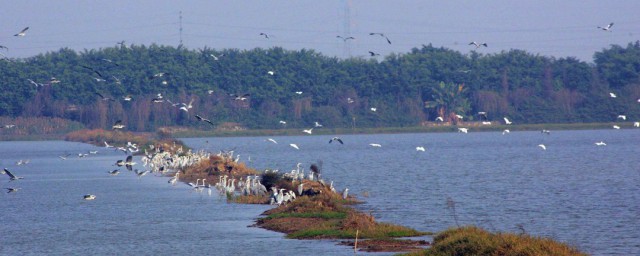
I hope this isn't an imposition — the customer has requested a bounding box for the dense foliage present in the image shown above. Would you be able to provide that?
[1,42,639,131]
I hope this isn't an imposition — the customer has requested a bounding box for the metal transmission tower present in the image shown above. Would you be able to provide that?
[179,11,183,47]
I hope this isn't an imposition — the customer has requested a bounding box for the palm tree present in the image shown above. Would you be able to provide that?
[424,82,471,124]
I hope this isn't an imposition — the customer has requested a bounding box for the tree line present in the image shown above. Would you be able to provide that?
[0,41,639,132]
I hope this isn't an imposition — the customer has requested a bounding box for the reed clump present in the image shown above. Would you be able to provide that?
[404,226,587,256]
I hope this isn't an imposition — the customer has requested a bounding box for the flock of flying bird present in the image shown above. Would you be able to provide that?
[3,21,638,197]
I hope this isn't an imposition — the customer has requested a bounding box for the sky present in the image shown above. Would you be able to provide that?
[0,0,638,63]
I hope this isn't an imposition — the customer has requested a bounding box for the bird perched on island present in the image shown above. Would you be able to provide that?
[329,137,344,144]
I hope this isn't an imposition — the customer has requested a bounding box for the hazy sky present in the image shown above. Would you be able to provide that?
[0,0,638,62]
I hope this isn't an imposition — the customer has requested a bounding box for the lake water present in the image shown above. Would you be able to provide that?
[1,129,639,255]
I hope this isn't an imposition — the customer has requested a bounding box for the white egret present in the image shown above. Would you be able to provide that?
[14,27,29,37]
[3,168,23,181]
[597,22,614,31]
[266,138,278,144]
[609,92,617,98]
[5,187,20,193]
[469,41,488,48]
[595,141,607,146]
[503,117,512,125]
[289,144,300,150]
[617,115,626,120]
[302,128,313,134]
[416,146,425,152]
[538,144,546,150]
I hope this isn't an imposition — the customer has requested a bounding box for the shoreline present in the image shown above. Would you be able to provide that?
[2,121,635,142]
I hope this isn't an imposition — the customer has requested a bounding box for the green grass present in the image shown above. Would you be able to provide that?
[265,211,347,220]
[288,229,353,239]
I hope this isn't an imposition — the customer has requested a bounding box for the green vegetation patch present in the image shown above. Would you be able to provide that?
[265,211,347,220]
[288,229,353,239]
[404,226,587,256]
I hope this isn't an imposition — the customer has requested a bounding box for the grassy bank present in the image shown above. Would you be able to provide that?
[170,121,635,138]
[404,226,586,256]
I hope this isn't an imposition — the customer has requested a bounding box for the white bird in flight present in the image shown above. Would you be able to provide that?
[469,41,488,48]
[289,144,300,150]
[83,194,96,200]
[617,115,626,120]
[369,143,382,147]
[370,107,377,112]
[538,144,546,150]
[612,125,620,129]
[14,27,29,37]
[609,92,617,98]
[266,138,278,144]
[595,141,607,146]
[302,128,313,134]
[458,127,469,133]
[314,122,323,128]
[597,22,614,31]
[504,117,512,125]
[634,122,640,127]
[435,116,444,122]
[416,146,425,152]
[502,129,510,135]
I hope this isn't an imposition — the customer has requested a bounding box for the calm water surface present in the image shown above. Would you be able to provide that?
[2,129,639,255]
